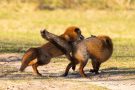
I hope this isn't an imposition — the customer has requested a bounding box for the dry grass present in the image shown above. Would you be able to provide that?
[0,9,135,56]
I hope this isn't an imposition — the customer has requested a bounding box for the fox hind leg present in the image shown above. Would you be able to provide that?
[19,48,38,72]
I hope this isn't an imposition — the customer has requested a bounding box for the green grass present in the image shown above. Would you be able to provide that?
[0,9,135,58]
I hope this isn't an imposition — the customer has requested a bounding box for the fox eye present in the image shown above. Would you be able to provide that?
[75,28,81,34]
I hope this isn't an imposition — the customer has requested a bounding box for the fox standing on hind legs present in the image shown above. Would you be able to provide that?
[19,26,84,76]
[41,30,113,77]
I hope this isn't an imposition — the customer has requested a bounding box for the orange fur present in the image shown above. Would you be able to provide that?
[41,32,113,77]
[19,26,83,76]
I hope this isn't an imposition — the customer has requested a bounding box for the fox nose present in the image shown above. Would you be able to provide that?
[80,35,84,40]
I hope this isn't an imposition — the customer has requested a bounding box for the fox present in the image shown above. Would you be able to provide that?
[19,26,84,76]
[40,30,113,77]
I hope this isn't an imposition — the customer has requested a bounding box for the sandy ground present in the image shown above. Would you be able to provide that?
[0,53,135,90]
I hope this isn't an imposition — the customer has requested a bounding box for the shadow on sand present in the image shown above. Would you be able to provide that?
[0,55,135,81]
[0,66,135,81]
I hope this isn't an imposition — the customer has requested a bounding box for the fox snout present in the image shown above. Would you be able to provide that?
[80,35,84,40]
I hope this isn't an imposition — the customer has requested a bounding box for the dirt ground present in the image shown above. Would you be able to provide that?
[0,54,135,90]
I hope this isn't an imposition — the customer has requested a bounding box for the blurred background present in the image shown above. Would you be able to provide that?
[0,0,135,58]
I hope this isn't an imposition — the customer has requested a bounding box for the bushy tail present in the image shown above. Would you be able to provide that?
[105,37,113,51]
[19,48,38,72]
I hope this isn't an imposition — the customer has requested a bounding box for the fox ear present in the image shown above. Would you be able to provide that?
[64,35,70,41]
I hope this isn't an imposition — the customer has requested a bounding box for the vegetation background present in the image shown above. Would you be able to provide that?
[0,0,135,57]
